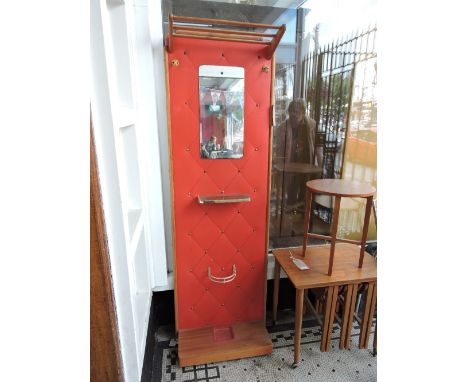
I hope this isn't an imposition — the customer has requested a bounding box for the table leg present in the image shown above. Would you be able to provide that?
[293,288,304,367]
[359,282,377,349]
[320,285,338,352]
[344,284,358,349]
[272,259,280,325]
[325,286,339,352]
[339,285,352,349]
[373,319,377,356]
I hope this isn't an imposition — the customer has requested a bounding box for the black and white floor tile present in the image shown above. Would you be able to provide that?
[154,319,376,382]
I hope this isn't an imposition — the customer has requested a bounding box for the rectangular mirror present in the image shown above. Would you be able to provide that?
[199,65,244,159]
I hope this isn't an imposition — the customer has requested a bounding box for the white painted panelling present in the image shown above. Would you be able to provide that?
[120,124,143,211]
[133,0,169,286]
[133,227,150,294]
[92,0,168,380]
[131,227,152,368]
[91,1,140,380]
[105,0,135,110]
[148,0,174,273]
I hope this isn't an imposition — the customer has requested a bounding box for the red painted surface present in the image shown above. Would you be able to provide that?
[167,37,272,330]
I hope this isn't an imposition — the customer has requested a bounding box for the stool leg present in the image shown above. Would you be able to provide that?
[302,189,312,257]
[359,196,374,267]
[328,196,342,275]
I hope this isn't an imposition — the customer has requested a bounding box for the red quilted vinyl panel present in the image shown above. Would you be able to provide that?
[167,37,272,330]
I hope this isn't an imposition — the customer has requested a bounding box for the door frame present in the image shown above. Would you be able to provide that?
[91,122,124,382]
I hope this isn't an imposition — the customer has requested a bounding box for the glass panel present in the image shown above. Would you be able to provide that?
[199,65,244,159]
[160,0,377,248]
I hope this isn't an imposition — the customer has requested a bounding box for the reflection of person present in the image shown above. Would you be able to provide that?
[201,136,217,158]
[275,99,321,165]
[275,99,323,206]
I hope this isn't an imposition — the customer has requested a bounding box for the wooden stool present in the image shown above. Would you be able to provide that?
[302,179,376,275]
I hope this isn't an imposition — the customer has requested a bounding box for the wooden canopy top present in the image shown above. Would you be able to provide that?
[306,179,376,198]
[166,14,286,59]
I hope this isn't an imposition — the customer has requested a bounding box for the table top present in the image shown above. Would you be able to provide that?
[273,244,377,289]
[274,162,323,174]
[306,179,376,197]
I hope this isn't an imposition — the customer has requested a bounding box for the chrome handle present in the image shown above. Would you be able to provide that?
[207,265,237,284]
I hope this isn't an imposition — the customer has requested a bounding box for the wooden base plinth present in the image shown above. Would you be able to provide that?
[178,321,272,367]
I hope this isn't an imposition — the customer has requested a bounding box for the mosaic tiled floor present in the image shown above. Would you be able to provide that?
[154,320,376,382]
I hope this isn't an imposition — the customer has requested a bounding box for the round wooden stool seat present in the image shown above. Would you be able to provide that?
[306,179,376,198]
[302,179,376,275]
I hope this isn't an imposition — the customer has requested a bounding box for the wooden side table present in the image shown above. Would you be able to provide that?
[272,244,377,367]
[302,179,376,275]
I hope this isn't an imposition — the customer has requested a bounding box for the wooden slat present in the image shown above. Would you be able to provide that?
[266,25,286,59]
[307,232,361,245]
[167,14,174,53]
[175,29,266,42]
[167,14,285,56]
[173,33,269,45]
[174,25,276,38]
[173,14,282,30]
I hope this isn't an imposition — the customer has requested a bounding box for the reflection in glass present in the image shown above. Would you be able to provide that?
[199,65,244,159]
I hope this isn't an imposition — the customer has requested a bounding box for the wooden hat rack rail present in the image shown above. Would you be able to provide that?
[165,14,286,59]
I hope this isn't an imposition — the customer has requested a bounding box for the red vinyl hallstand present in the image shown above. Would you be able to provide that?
[165,15,285,366]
